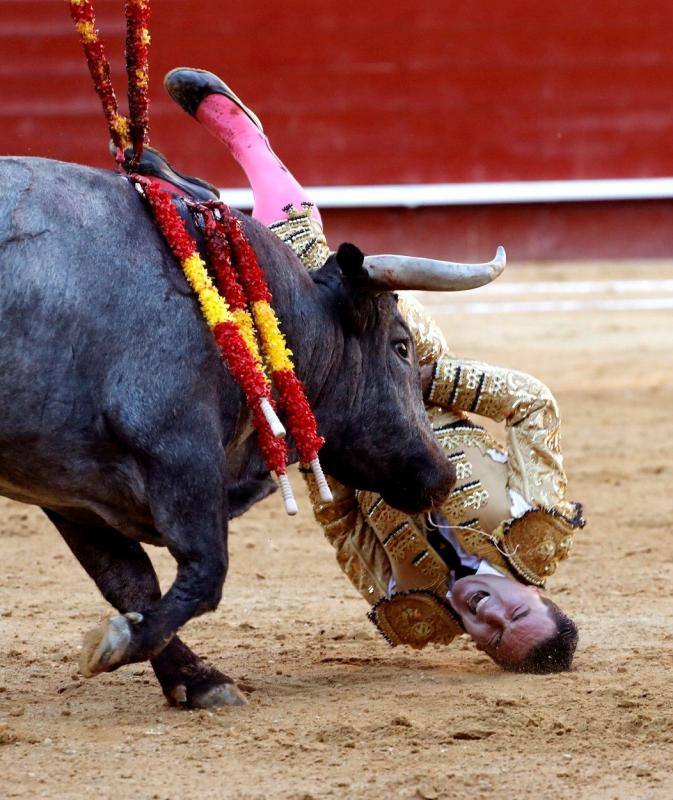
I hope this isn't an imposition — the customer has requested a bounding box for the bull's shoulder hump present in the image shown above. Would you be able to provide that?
[0,156,177,310]
[0,156,122,194]
[0,155,117,179]
[0,155,131,201]
[0,157,137,237]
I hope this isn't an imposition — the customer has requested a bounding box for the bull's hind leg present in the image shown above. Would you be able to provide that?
[83,445,228,666]
[45,510,246,708]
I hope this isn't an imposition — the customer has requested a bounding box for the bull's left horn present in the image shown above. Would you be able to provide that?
[362,246,506,291]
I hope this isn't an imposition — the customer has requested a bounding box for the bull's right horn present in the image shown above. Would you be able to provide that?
[362,245,506,291]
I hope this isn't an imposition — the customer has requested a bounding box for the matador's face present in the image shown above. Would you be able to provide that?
[450,573,556,668]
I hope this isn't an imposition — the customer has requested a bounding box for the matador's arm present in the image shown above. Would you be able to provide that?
[427,355,575,515]
[303,471,452,602]
[302,471,392,604]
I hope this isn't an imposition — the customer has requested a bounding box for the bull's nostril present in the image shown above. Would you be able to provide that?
[431,473,454,506]
[429,485,451,509]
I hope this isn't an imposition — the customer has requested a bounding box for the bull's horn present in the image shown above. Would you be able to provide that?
[362,246,506,291]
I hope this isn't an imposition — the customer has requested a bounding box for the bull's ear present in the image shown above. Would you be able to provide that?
[310,242,377,335]
[335,242,370,292]
[334,242,380,334]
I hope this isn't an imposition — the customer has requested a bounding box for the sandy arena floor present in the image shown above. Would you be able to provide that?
[1,261,672,800]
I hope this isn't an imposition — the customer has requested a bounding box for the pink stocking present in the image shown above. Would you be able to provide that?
[196,95,322,227]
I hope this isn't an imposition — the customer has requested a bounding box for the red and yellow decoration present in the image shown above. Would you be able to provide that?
[124,0,151,163]
[68,0,331,512]
[136,180,294,502]
[215,206,325,461]
[68,0,130,155]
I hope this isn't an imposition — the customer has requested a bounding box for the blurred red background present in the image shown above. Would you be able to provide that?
[3,0,673,258]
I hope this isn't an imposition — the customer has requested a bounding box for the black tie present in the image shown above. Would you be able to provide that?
[425,511,477,581]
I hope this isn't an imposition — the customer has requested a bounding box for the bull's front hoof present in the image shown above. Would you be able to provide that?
[168,680,248,709]
[79,612,142,677]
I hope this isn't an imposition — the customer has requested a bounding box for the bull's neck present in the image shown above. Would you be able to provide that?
[261,265,346,445]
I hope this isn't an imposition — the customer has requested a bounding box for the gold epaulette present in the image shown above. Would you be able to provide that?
[449,505,585,587]
[369,590,463,649]
[494,506,585,585]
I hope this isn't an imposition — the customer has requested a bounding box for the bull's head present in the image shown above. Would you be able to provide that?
[307,242,505,514]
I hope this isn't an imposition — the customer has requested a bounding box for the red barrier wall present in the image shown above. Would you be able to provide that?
[3,1,673,258]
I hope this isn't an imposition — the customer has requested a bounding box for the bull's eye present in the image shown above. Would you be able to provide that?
[394,341,410,361]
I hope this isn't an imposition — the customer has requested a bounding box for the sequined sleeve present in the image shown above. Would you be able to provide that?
[303,472,391,603]
[428,356,574,514]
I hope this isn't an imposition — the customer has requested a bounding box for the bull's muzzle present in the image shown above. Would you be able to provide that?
[380,456,456,515]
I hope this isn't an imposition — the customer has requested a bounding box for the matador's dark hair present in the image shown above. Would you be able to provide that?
[510,597,578,674]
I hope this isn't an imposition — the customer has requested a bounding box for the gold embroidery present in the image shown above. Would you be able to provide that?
[364,494,411,541]
[384,524,422,562]
[304,473,390,602]
[412,550,447,584]
[268,204,331,271]
[428,357,459,406]
[359,491,453,597]
[396,293,451,366]
[446,450,473,480]
[435,426,499,454]
[440,480,490,520]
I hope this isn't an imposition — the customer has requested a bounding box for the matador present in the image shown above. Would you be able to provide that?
[142,67,586,673]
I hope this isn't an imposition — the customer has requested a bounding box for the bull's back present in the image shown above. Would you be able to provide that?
[0,157,229,515]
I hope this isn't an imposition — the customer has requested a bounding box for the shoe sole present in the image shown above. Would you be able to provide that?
[164,67,264,132]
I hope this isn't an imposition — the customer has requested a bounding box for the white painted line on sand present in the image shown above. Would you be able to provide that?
[445,278,673,297]
[431,297,673,315]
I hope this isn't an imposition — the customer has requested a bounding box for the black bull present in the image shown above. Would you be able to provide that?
[0,156,454,707]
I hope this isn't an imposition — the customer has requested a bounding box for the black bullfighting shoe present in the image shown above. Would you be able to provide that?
[115,143,220,201]
[163,67,264,132]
